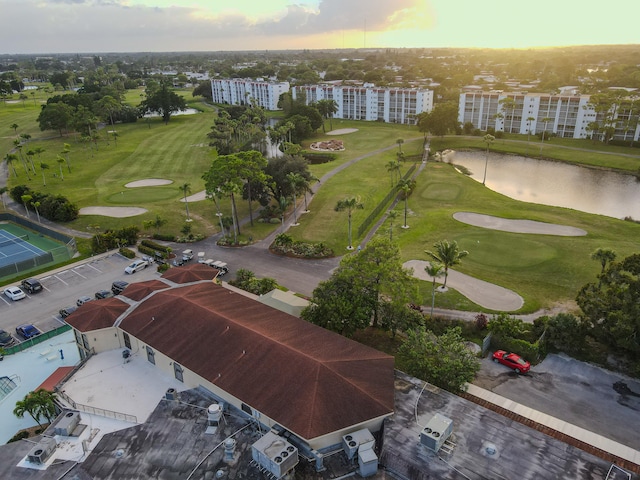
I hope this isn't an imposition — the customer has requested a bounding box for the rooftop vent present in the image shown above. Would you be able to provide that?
[165,388,177,401]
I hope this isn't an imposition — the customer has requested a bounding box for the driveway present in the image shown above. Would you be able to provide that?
[474,353,640,450]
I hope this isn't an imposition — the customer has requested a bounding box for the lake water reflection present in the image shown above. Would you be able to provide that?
[446,151,640,220]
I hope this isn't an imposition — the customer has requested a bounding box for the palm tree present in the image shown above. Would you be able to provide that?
[0,186,7,209]
[178,183,192,221]
[425,262,445,317]
[222,181,241,243]
[4,153,18,178]
[56,155,65,179]
[61,143,72,172]
[385,160,398,187]
[539,117,552,157]
[396,138,404,154]
[425,239,469,290]
[591,247,616,274]
[207,188,225,234]
[40,162,49,186]
[13,389,56,428]
[398,179,412,228]
[13,139,30,179]
[335,196,364,250]
[286,172,303,226]
[278,195,290,232]
[10,123,18,135]
[32,201,41,223]
[482,134,495,185]
[387,210,398,241]
[526,116,535,143]
[21,194,32,218]
[26,149,36,174]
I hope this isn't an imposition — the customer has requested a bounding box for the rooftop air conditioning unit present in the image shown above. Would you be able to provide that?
[358,442,379,478]
[165,388,177,401]
[252,431,299,479]
[55,411,82,436]
[420,413,453,452]
[27,438,57,464]
[342,428,375,460]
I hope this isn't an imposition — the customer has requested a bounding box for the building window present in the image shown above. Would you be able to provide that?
[123,332,131,350]
[174,362,184,383]
[146,346,155,365]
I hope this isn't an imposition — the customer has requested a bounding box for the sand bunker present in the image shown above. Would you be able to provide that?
[181,191,207,202]
[125,179,173,188]
[80,207,148,218]
[326,128,358,135]
[454,212,587,236]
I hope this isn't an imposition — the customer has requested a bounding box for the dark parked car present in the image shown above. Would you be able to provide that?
[95,290,114,299]
[16,324,42,340]
[20,277,43,294]
[0,329,16,347]
[112,281,129,295]
[60,305,78,318]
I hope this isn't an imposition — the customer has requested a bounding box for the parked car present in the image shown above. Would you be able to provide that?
[20,277,43,294]
[0,329,16,347]
[4,286,26,301]
[59,305,78,318]
[95,290,114,299]
[16,324,41,339]
[182,249,194,262]
[125,259,149,274]
[111,280,129,295]
[492,350,531,374]
[76,295,94,306]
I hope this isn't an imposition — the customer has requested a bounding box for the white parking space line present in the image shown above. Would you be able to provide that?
[84,263,102,273]
[54,274,69,286]
[71,269,87,279]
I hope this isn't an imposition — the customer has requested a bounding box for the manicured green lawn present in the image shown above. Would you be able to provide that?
[3,90,640,314]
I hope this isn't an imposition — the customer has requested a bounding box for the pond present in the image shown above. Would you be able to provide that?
[445,151,640,220]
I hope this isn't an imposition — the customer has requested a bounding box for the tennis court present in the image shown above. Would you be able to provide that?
[0,222,73,280]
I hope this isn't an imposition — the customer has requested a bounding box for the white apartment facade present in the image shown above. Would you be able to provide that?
[293,85,433,125]
[458,91,640,142]
[211,78,290,110]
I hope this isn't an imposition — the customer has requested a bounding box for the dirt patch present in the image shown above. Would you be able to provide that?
[79,206,148,218]
[125,179,173,188]
[326,128,358,135]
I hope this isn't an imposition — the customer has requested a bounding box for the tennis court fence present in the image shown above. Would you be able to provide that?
[0,251,54,278]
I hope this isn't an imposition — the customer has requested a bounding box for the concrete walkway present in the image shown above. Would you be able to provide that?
[466,383,640,469]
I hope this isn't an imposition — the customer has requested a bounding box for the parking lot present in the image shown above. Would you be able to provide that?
[0,253,161,343]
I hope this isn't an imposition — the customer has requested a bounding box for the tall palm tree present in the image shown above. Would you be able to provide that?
[385,160,398,187]
[425,239,469,289]
[335,196,364,250]
[425,262,445,317]
[387,210,398,241]
[398,180,412,228]
[539,117,552,157]
[4,153,19,178]
[482,134,495,185]
[26,149,36,174]
[591,247,616,274]
[179,183,192,221]
[40,162,49,186]
[396,138,404,153]
[0,186,7,209]
[61,143,72,172]
[278,195,290,232]
[21,194,32,218]
[56,155,65,180]
[32,201,41,223]
[286,172,303,226]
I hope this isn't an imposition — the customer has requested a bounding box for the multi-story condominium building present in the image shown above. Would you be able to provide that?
[293,85,433,125]
[458,91,640,142]
[210,78,290,110]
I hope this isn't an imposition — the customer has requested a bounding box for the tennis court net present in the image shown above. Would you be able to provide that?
[0,234,29,248]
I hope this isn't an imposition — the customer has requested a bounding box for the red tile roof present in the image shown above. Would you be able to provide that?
[65,297,129,332]
[161,263,218,283]
[121,279,169,301]
[119,282,394,441]
[36,366,75,392]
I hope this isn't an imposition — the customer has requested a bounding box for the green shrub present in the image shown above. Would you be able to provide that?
[141,239,172,253]
[119,247,136,258]
[157,263,170,273]
[491,335,541,363]
[7,431,29,443]
[153,233,176,242]
[270,234,333,258]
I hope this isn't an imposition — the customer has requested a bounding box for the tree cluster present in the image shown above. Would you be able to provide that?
[9,185,78,222]
[228,269,278,296]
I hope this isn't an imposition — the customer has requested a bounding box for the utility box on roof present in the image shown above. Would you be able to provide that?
[420,413,453,452]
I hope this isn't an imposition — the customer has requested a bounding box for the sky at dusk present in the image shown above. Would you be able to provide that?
[1,0,639,54]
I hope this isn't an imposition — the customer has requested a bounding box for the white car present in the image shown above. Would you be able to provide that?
[4,286,27,301]
[124,259,148,274]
